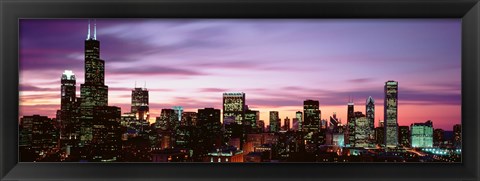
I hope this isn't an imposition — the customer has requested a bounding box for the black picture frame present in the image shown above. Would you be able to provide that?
[1,0,479,180]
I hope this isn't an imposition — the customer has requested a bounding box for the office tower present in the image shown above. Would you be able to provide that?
[283,117,290,131]
[433,128,444,147]
[131,87,149,121]
[303,100,320,134]
[292,118,299,131]
[176,112,196,151]
[303,100,321,151]
[269,111,280,133]
[91,106,122,161]
[155,109,178,149]
[155,109,178,131]
[19,115,59,161]
[453,124,462,148]
[58,70,81,141]
[410,120,433,148]
[398,126,410,147]
[197,108,223,157]
[181,112,197,126]
[354,116,370,148]
[78,21,108,145]
[257,120,265,133]
[60,70,76,112]
[80,20,108,113]
[329,113,340,132]
[384,80,398,147]
[346,100,355,146]
[295,111,303,131]
[375,127,385,145]
[223,93,246,125]
[245,109,260,131]
[172,106,183,123]
[197,108,222,135]
[366,96,375,132]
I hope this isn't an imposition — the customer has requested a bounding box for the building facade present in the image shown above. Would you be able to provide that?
[384,80,398,147]
[131,87,149,121]
[398,126,410,147]
[269,111,280,133]
[410,120,433,148]
[365,96,375,137]
[223,93,246,125]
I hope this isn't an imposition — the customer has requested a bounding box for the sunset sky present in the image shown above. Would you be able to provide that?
[19,19,461,130]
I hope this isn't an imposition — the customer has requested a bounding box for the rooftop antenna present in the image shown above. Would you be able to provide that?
[87,19,91,40]
[93,19,97,40]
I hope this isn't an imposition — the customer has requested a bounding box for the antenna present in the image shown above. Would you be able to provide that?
[87,19,91,40]
[93,19,97,40]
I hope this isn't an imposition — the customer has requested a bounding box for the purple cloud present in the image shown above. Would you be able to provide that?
[109,66,206,76]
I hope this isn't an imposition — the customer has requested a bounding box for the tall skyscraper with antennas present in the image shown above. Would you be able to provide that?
[79,19,110,145]
[131,85,149,121]
[80,19,108,114]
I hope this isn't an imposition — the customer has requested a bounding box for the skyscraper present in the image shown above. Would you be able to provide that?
[410,120,433,148]
[295,111,302,131]
[303,100,320,151]
[19,115,59,161]
[269,111,280,133]
[155,109,178,149]
[61,70,76,112]
[346,100,355,147]
[58,70,80,140]
[244,109,260,131]
[197,108,223,156]
[91,106,122,161]
[155,109,178,131]
[283,117,290,131]
[257,120,265,133]
[131,87,149,121]
[365,96,375,133]
[354,116,370,148]
[292,118,299,131]
[181,112,197,126]
[329,113,339,132]
[80,20,108,114]
[433,128,444,147]
[172,106,183,123]
[398,126,410,147]
[303,100,320,133]
[384,80,398,147]
[78,20,109,146]
[223,93,246,125]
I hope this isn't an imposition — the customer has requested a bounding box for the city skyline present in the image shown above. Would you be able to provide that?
[19,19,461,130]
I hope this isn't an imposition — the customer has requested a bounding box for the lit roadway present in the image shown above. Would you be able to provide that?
[402,146,426,156]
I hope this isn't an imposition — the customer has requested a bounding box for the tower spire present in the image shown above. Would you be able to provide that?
[87,19,91,40]
[93,19,97,40]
